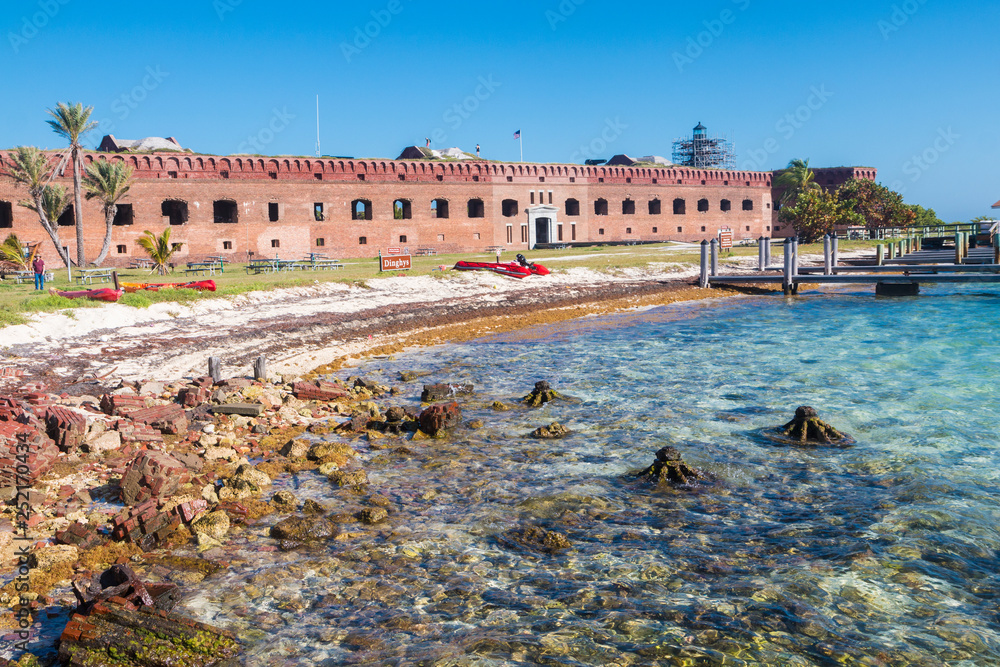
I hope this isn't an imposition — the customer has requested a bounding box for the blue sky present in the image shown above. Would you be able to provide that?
[0,0,996,221]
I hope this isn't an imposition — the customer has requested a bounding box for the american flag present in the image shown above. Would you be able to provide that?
[513,130,521,139]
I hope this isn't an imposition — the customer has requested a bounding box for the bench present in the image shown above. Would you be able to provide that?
[415,247,437,256]
[310,260,343,270]
[185,262,218,276]
[76,269,113,285]
[128,259,153,269]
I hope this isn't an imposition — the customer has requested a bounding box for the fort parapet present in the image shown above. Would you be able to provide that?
[0,150,874,264]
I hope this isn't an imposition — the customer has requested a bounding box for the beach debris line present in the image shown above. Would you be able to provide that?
[638,446,705,486]
[769,405,855,446]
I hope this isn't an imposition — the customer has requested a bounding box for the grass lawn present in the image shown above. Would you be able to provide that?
[0,240,880,328]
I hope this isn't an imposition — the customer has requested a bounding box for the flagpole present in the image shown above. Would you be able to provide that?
[520,133,523,163]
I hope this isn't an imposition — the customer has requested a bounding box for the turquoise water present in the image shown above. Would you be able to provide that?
[182,285,1000,665]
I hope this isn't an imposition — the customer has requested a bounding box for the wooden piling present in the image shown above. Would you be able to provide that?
[253,355,267,382]
[208,357,221,384]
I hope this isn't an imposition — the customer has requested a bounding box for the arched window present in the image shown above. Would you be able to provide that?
[565,198,580,216]
[648,199,661,215]
[720,199,731,212]
[432,199,449,219]
[622,199,635,215]
[594,198,608,216]
[213,200,238,223]
[0,201,13,228]
[352,199,373,220]
[697,198,709,213]
[742,199,754,211]
[393,199,412,220]
[673,198,686,215]
[502,199,519,217]
[468,198,484,218]
[162,200,188,225]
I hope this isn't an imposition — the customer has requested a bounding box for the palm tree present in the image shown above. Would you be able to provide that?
[136,228,181,275]
[46,102,98,267]
[4,145,72,267]
[0,233,31,271]
[774,158,820,207]
[83,160,134,266]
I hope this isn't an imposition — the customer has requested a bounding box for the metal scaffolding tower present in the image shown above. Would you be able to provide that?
[671,122,735,169]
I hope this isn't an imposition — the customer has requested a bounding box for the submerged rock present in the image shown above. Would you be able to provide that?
[270,516,337,542]
[530,422,570,439]
[522,381,563,407]
[638,446,704,486]
[500,525,572,553]
[770,406,855,446]
[418,402,462,436]
[421,383,474,403]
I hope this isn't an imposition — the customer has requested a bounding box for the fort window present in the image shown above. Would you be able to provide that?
[626,177,632,184]
[557,224,563,241]
[652,178,658,184]
[648,199,661,215]
[314,203,325,221]
[268,172,277,180]
[467,199,485,218]
[0,201,11,228]
[622,199,635,215]
[539,177,545,182]
[745,226,751,231]
[697,199,709,213]
[359,236,367,245]
[399,235,407,243]
[432,199,450,219]
[220,171,229,179]
[268,203,280,222]
[167,171,178,179]
[223,241,233,250]
[599,228,605,235]
[352,200,373,220]
[357,174,365,180]
[626,227,632,234]
[213,200,238,224]
[438,233,445,241]
[594,199,608,216]
[720,199,732,212]
[314,173,323,180]
[571,223,577,241]
[677,226,683,233]
[530,191,535,205]
[701,226,706,232]
[701,180,706,185]
[766,202,771,209]
[171,243,182,251]
[112,204,134,226]
[652,227,658,233]
[565,199,580,216]
[57,205,74,226]
[548,191,553,204]
[570,177,576,183]
[437,175,444,181]
[506,224,513,244]
[521,225,528,243]
[742,199,754,211]
[506,176,513,182]
[315,238,324,247]
[398,174,406,181]
[502,199,519,217]
[116,244,127,254]
[473,176,479,182]
[766,226,771,232]
[473,232,480,240]
[271,239,280,248]
[162,200,188,225]
[393,199,412,220]
[673,198,686,215]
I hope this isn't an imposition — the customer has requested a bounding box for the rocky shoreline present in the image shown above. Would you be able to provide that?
[0,276,772,665]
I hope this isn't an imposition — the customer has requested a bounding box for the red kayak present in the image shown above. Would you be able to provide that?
[50,287,124,302]
[120,279,216,293]
[454,254,549,279]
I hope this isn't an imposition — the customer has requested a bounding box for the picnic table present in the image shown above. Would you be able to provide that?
[185,262,218,276]
[128,258,153,269]
[76,268,113,285]
[206,256,228,273]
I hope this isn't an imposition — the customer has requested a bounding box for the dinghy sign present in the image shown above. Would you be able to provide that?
[379,250,412,271]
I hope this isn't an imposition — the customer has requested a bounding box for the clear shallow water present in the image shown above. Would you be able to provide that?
[181,285,1000,666]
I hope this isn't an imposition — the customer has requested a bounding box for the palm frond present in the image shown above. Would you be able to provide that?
[83,160,133,205]
[46,102,98,146]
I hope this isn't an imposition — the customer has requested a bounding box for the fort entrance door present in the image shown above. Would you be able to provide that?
[526,205,559,249]
[535,218,551,244]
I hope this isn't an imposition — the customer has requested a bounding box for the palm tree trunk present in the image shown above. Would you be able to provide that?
[94,204,115,265]
[72,148,85,266]
[33,194,71,267]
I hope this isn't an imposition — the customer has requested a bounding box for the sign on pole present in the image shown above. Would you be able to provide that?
[387,247,401,255]
[379,252,412,272]
[719,229,733,250]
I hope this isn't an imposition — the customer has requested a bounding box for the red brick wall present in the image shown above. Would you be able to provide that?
[0,151,781,265]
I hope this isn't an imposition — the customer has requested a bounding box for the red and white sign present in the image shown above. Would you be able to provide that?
[387,247,402,255]
[719,229,733,249]
[380,254,412,271]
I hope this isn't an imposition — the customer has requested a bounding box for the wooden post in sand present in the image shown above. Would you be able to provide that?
[253,355,267,382]
[208,357,221,383]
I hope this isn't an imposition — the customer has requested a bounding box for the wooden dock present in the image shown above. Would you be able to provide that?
[701,232,1000,295]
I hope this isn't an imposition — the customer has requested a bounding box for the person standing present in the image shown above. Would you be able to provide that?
[476,143,481,157]
[32,254,45,291]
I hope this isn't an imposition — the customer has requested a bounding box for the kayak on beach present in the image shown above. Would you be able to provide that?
[120,279,217,293]
[454,253,550,279]
[49,287,125,302]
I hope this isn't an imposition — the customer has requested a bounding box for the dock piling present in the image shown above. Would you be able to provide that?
[783,238,793,295]
[791,237,799,276]
[765,238,772,267]
[832,235,839,270]
[710,239,719,277]
[823,234,832,276]
[955,232,963,264]
[758,236,766,271]
[877,244,884,266]
[699,240,709,288]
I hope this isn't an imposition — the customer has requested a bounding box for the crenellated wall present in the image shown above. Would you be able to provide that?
[1,149,859,266]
